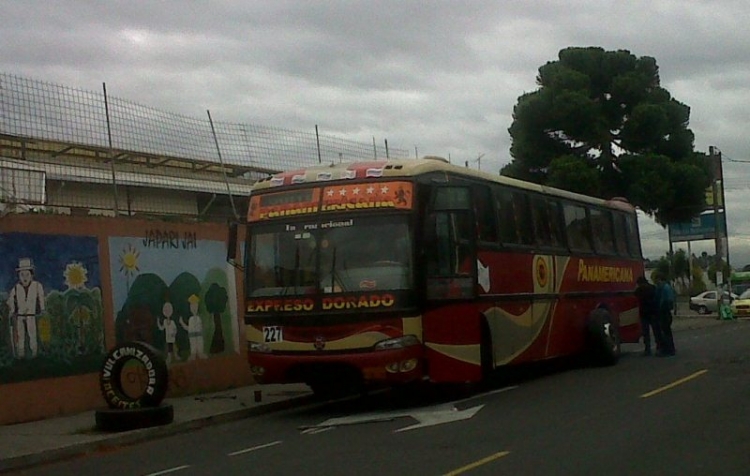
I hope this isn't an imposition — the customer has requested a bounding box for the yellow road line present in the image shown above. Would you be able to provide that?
[443,451,511,476]
[640,369,708,398]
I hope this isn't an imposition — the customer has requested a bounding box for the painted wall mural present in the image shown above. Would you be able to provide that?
[109,232,239,366]
[0,232,105,384]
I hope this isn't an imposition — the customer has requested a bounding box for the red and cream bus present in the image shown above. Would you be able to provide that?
[238,157,643,394]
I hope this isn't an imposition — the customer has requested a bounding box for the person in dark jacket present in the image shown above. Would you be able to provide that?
[635,275,662,356]
[653,273,676,356]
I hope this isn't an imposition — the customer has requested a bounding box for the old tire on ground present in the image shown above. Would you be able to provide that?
[99,341,169,409]
[586,308,621,366]
[95,404,174,432]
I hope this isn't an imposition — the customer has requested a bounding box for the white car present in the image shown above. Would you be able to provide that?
[689,290,737,314]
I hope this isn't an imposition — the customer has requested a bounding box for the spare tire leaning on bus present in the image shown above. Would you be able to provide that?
[586,308,621,366]
[96,341,173,432]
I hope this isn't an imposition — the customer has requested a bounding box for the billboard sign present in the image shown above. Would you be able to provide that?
[668,211,725,242]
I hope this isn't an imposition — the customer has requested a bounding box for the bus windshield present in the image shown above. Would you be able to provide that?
[249,215,413,297]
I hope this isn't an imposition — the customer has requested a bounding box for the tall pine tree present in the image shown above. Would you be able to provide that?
[504,47,711,225]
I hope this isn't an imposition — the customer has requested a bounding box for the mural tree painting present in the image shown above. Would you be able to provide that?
[109,237,237,362]
[205,282,227,354]
[115,273,168,346]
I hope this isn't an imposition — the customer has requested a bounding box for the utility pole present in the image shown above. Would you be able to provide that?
[710,146,728,293]
[719,149,730,269]
[466,153,485,170]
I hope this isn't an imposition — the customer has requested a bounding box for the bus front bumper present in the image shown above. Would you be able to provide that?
[247,343,425,386]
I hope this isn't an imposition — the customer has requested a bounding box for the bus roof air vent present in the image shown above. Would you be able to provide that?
[423,156,449,163]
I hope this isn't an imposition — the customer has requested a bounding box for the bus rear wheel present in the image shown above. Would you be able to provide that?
[586,309,621,366]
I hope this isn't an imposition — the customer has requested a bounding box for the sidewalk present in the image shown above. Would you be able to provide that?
[0,314,738,473]
[0,383,315,474]
[671,312,737,331]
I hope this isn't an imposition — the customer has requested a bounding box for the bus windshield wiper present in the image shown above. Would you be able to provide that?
[329,246,345,292]
[293,241,301,293]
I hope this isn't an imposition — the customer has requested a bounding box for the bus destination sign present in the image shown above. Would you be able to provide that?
[249,189,321,221]
[249,181,414,221]
[321,181,413,211]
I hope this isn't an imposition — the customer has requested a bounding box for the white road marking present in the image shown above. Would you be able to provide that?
[395,404,484,433]
[301,402,485,433]
[144,465,190,476]
[299,385,516,433]
[227,440,283,456]
[443,451,511,475]
[453,385,518,406]
[640,370,709,398]
[301,426,335,435]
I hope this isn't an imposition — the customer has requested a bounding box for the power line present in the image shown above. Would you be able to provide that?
[723,155,750,163]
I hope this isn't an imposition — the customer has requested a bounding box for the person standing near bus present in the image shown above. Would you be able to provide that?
[654,273,676,357]
[635,275,661,356]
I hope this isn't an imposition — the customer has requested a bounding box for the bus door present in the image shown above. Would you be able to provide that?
[421,186,481,382]
[529,196,563,360]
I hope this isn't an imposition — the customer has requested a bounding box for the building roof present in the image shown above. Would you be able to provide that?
[1,156,255,195]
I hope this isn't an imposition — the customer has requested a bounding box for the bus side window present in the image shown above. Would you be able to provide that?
[424,186,475,299]
[546,199,565,248]
[512,192,534,246]
[496,188,519,245]
[425,212,453,276]
[563,203,593,252]
[591,208,616,255]
[474,185,498,243]
[625,213,642,257]
[612,212,630,256]
[430,212,472,275]
[424,211,475,299]
[531,196,553,247]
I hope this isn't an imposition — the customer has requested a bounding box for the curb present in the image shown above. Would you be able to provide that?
[0,393,317,474]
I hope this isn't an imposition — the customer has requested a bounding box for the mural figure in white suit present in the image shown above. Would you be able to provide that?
[7,257,45,358]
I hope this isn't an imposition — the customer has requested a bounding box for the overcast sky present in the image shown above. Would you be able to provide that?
[2,1,749,266]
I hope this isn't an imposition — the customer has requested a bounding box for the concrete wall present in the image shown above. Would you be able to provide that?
[0,213,253,424]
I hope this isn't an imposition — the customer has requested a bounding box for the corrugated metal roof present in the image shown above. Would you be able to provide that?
[1,156,255,195]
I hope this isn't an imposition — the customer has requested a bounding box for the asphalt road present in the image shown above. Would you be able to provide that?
[14,320,750,476]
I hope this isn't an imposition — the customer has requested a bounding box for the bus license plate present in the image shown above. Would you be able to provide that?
[263,326,283,343]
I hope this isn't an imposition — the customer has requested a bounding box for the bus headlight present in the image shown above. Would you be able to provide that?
[385,359,419,374]
[250,365,265,376]
[400,358,418,372]
[374,335,420,351]
[249,341,272,353]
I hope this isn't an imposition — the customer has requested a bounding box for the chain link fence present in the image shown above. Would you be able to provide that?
[0,73,411,220]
